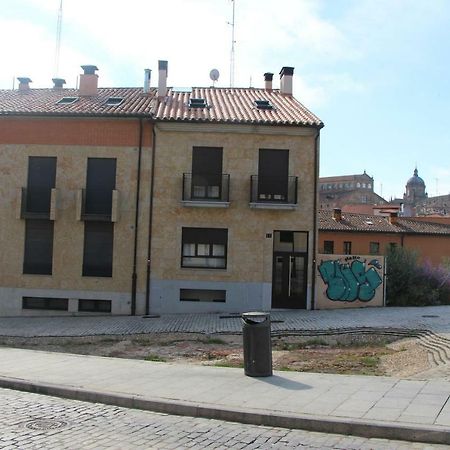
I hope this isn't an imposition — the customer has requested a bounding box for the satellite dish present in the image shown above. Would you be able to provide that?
[210,69,220,86]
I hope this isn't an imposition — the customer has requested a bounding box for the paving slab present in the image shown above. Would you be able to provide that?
[0,347,449,445]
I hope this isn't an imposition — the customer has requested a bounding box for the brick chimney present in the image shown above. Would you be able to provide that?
[264,72,273,91]
[333,208,342,221]
[158,60,168,99]
[52,78,66,89]
[279,66,294,95]
[388,212,399,225]
[17,77,32,91]
[79,65,98,96]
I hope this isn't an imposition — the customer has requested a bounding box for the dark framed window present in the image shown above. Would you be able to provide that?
[78,299,112,312]
[23,220,54,275]
[369,242,380,254]
[85,158,116,215]
[258,149,289,201]
[182,227,227,269]
[83,222,114,277]
[22,297,68,311]
[191,147,223,199]
[180,289,226,302]
[389,243,397,250]
[323,240,334,254]
[26,156,56,214]
[343,241,352,255]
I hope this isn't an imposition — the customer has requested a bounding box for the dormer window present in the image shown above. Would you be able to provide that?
[57,97,78,105]
[255,99,273,110]
[104,97,123,106]
[189,98,207,108]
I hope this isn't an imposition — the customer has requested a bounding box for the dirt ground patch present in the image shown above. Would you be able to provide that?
[0,332,431,377]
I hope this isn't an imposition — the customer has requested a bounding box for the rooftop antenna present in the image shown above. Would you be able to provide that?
[54,0,63,76]
[227,0,236,87]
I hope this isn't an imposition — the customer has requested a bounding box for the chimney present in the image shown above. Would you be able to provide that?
[17,77,32,91]
[143,69,151,94]
[388,212,399,225]
[158,60,168,99]
[332,208,342,221]
[264,72,273,91]
[79,65,99,96]
[279,66,294,95]
[52,78,66,89]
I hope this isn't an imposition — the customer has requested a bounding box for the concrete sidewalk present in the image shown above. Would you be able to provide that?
[1,348,449,445]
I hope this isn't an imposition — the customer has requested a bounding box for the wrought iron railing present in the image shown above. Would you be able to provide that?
[182,173,230,202]
[250,175,298,204]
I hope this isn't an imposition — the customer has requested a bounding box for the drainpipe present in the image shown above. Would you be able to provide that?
[145,124,156,315]
[311,128,320,310]
[131,118,143,315]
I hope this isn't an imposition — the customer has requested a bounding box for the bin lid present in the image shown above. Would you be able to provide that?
[242,311,270,323]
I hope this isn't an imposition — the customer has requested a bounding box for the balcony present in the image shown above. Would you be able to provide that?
[77,189,119,222]
[250,175,298,210]
[182,173,230,208]
[18,187,57,220]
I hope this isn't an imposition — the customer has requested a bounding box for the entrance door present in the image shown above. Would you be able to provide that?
[272,252,307,309]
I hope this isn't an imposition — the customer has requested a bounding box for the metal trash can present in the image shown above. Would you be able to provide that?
[242,312,272,377]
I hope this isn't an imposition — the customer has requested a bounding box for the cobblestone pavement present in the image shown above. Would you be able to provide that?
[0,388,447,450]
[1,306,450,338]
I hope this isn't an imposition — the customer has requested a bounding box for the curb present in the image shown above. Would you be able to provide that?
[1,376,449,445]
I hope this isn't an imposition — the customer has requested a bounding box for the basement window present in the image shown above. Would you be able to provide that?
[22,297,68,311]
[57,97,78,105]
[78,299,112,313]
[104,97,123,106]
[189,98,207,108]
[255,99,273,110]
[180,289,226,303]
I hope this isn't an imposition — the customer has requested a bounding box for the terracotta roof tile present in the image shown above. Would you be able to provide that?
[318,210,450,235]
[155,87,323,127]
[0,85,323,127]
[0,87,157,117]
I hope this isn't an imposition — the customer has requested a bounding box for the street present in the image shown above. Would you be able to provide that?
[0,388,446,449]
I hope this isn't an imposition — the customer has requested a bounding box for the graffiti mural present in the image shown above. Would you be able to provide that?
[318,256,384,303]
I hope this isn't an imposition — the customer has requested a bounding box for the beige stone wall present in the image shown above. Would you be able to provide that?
[315,254,385,309]
[150,123,317,310]
[0,130,151,315]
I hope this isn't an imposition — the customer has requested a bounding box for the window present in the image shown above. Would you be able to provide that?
[78,299,112,312]
[191,147,223,199]
[254,99,273,110]
[85,158,116,216]
[57,97,78,105]
[369,242,380,254]
[23,297,68,311]
[23,220,54,274]
[83,222,114,277]
[389,243,397,250]
[343,241,352,255]
[182,228,227,269]
[26,156,56,215]
[257,149,289,201]
[324,240,334,254]
[180,289,226,302]
[104,97,123,106]
[189,98,207,108]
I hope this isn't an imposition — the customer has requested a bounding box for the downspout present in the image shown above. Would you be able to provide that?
[145,124,156,315]
[311,128,321,310]
[130,118,143,315]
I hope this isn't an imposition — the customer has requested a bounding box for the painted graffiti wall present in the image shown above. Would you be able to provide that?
[315,254,385,309]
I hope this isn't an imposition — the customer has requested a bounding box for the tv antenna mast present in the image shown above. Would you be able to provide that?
[54,0,63,76]
[228,0,236,87]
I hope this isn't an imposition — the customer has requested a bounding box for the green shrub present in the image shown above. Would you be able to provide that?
[386,246,450,306]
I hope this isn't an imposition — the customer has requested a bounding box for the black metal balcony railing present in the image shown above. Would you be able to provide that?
[182,173,230,202]
[21,187,52,219]
[250,175,298,204]
[81,188,113,221]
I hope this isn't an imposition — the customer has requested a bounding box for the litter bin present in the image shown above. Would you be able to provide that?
[242,312,272,377]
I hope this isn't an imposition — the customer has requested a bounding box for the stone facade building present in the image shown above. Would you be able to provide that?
[0,63,323,316]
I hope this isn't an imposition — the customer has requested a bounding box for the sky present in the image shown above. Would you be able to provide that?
[1,0,449,200]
